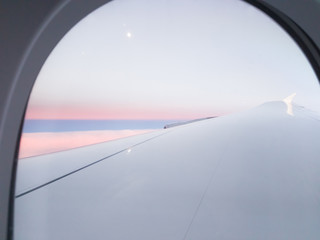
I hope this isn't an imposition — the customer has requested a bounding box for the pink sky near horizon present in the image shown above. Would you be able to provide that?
[20,103,229,159]
[24,105,229,120]
[19,129,155,159]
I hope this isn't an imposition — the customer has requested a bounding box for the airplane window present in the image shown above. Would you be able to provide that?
[14,0,320,239]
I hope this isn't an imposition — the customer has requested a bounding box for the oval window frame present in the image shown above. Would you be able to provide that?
[0,0,320,239]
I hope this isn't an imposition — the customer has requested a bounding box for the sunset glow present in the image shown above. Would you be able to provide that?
[24,105,225,120]
[19,129,154,158]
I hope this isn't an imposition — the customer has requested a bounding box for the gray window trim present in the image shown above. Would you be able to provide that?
[0,0,319,239]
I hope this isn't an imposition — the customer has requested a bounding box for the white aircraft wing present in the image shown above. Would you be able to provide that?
[15,101,320,240]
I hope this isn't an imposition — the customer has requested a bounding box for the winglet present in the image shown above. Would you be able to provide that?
[282,93,296,116]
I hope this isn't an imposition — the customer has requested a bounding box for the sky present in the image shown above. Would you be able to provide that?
[25,0,320,120]
[19,129,154,158]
